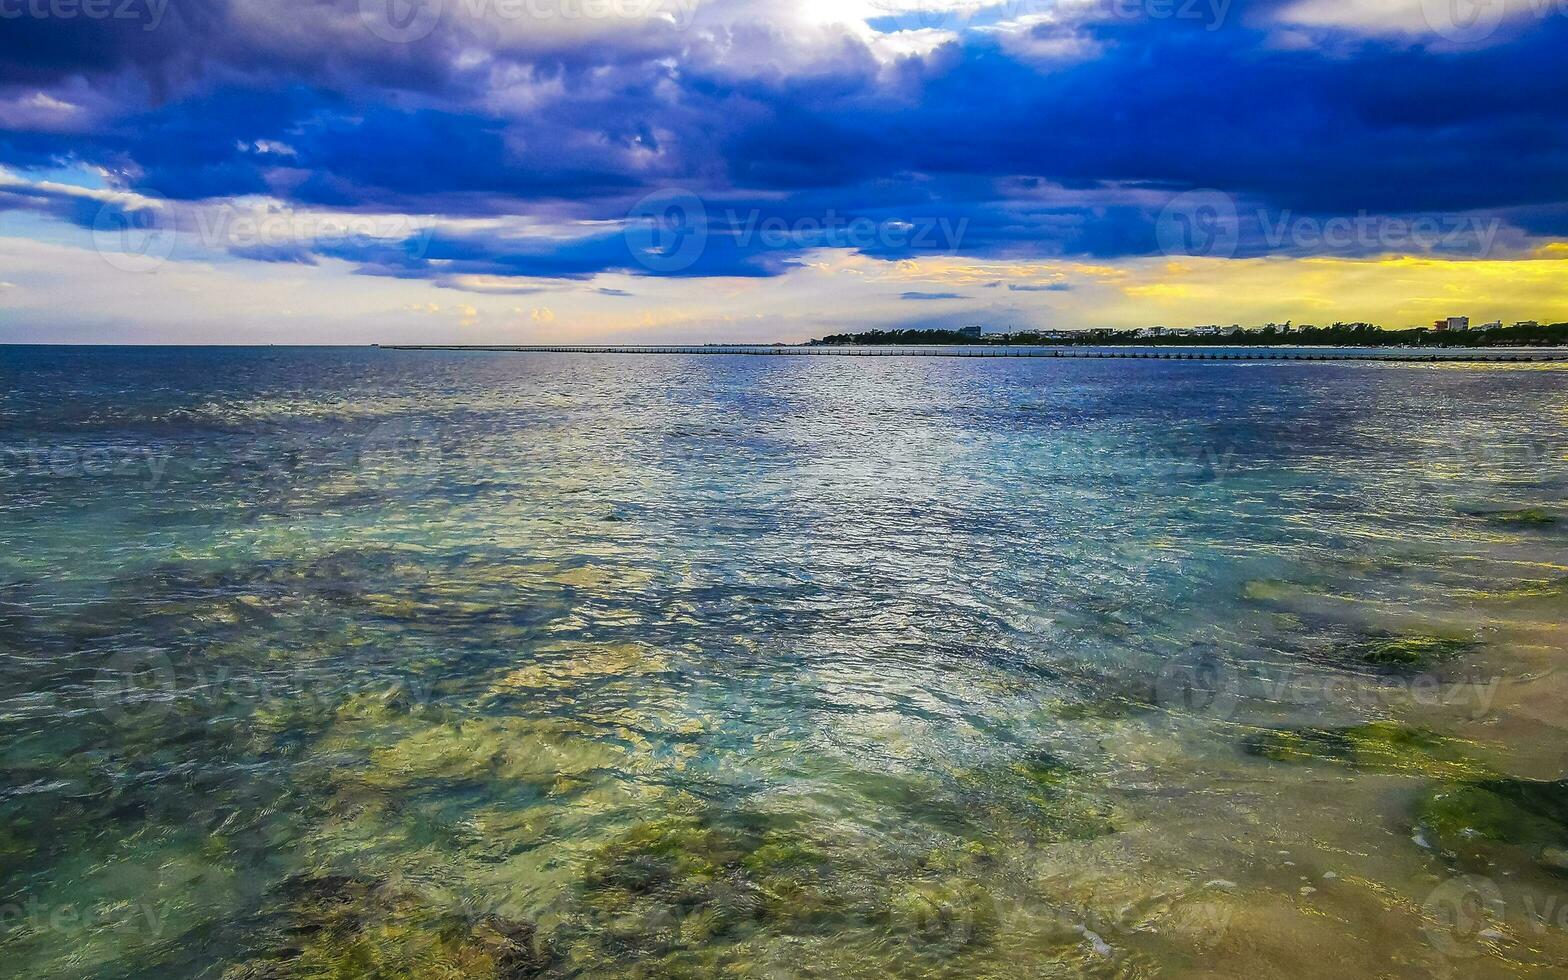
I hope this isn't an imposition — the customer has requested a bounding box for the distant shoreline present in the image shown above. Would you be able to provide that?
[807,322,1568,350]
[378,344,1568,363]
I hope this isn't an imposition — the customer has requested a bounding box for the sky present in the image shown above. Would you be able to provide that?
[0,0,1566,343]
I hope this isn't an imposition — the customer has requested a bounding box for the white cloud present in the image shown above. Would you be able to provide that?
[239,139,299,158]
[1273,0,1537,45]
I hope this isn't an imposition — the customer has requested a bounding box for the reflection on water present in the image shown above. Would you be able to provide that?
[1,346,1566,977]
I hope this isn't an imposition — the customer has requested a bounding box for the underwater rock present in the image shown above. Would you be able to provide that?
[1416,777,1568,876]
[1485,576,1568,602]
[1242,580,1298,604]
[1336,632,1479,671]
[472,915,554,980]
[1042,672,1158,721]
[573,813,764,962]
[270,872,376,938]
[562,805,891,970]
[1048,696,1152,721]
[1000,752,1121,841]
[582,813,770,916]
[358,717,625,792]
[486,642,669,696]
[223,873,554,979]
[1461,506,1559,526]
[1241,722,1488,779]
[553,799,1027,975]
[884,878,999,949]
[332,685,421,723]
[553,564,655,591]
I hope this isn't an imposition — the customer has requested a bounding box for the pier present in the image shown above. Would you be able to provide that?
[380,345,1568,363]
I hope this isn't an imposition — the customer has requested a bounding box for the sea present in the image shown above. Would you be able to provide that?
[2,345,1566,977]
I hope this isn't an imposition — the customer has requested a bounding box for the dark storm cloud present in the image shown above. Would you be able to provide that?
[1,0,1565,280]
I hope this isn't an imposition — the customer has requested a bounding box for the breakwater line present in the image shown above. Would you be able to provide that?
[379,345,1568,363]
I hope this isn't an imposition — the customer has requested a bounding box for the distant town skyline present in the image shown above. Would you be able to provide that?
[810,317,1567,346]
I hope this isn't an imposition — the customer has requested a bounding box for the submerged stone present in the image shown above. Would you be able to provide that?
[953,751,1122,843]
[486,642,669,696]
[358,717,625,792]
[583,814,745,898]
[570,811,777,966]
[1048,696,1151,721]
[1486,576,1568,602]
[885,878,999,949]
[1242,722,1488,779]
[333,685,422,723]
[555,798,1024,975]
[1462,506,1559,526]
[1416,778,1568,876]
[472,916,554,980]
[1338,632,1478,671]
[223,873,554,980]
[1242,727,1357,765]
[1242,580,1298,604]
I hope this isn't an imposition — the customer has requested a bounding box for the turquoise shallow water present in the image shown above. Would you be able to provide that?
[2,346,1567,977]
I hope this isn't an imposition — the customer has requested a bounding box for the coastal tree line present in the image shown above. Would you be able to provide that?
[810,322,1568,348]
